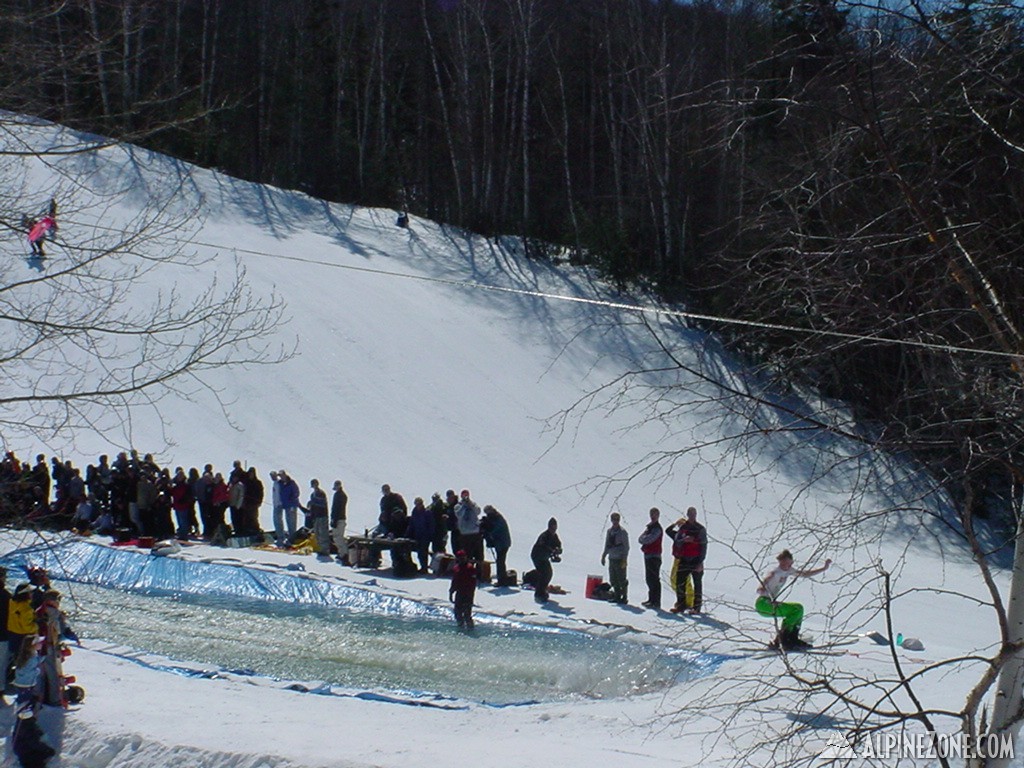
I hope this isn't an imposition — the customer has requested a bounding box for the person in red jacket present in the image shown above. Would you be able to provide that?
[169,468,194,540]
[637,507,664,610]
[208,473,230,540]
[666,507,707,614]
[448,550,478,630]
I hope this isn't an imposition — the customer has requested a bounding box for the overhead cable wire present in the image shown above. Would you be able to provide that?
[47,218,1024,362]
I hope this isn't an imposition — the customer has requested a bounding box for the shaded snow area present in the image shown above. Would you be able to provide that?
[0,114,1019,766]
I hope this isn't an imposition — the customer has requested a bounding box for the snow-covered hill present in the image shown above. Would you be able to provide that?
[0,115,1010,768]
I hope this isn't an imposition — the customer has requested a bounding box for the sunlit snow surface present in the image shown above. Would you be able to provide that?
[0,539,717,704]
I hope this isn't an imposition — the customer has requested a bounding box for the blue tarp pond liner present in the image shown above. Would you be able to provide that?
[0,538,723,705]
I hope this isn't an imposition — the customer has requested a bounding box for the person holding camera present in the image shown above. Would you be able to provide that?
[530,517,562,603]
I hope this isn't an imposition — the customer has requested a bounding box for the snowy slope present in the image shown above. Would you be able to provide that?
[0,115,1012,767]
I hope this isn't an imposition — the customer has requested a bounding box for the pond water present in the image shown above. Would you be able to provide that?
[60,580,703,705]
[0,540,715,705]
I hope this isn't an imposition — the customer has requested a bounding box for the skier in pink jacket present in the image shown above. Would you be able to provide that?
[27,199,58,257]
[28,216,56,257]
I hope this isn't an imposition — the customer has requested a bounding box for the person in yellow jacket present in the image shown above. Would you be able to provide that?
[8,584,39,668]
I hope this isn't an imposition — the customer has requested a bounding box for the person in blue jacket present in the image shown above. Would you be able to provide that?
[406,497,435,573]
[278,470,301,545]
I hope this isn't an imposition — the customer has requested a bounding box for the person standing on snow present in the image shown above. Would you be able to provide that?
[36,589,78,707]
[481,505,512,585]
[448,550,478,630]
[0,568,10,698]
[241,467,264,537]
[530,518,562,603]
[756,549,831,650]
[208,472,229,539]
[194,464,215,539]
[170,467,194,540]
[269,471,285,545]
[378,484,408,537]
[454,489,483,565]
[666,507,707,614]
[601,512,630,604]
[7,584,38,670]
[429,492,449,555]
[406,497,435,574]
[444,489,460,552]
[331,480,349,564]
[638,507,664,609]
[278,470,300,545]
[227,473,246,536]
[301,479,330,558]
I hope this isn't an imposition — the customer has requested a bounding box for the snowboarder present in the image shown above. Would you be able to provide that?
[638,507,663,609]
[755,548,831,650]
[530,517,562,603]
[448,550,477,630]
[666,507,707,614]
[601,512,629,603]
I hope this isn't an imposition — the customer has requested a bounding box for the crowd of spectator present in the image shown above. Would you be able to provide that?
[0,452,514,577]
[0,449,267,542]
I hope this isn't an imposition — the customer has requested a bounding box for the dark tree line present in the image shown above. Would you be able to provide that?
[6,0,1024,521]
[703,0,1024,526]
[0,0,754,287]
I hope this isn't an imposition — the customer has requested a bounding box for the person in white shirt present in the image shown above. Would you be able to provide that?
[755,548,831,650]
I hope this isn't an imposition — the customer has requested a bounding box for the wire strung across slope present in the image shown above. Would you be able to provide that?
[50,218,1024,362]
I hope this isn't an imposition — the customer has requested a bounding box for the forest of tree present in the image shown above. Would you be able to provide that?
[4,0,1024,522]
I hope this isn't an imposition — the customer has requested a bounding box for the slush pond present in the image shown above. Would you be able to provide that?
[62,581,701,704]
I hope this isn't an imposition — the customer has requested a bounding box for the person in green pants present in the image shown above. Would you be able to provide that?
[755,549,831,650]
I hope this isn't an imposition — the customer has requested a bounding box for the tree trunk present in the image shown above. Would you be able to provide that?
[987,514,1024,767]
[87,0,112,120]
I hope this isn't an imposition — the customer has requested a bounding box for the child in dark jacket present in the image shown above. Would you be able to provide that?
[449,551,478,630]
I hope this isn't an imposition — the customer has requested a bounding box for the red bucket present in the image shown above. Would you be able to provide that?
[585,574,602,599]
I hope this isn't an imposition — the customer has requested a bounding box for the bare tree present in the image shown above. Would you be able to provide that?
[542,1,1024,763]
[0,114,289,450]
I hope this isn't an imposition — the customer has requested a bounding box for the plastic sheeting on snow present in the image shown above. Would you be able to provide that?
[0,538,457,621]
